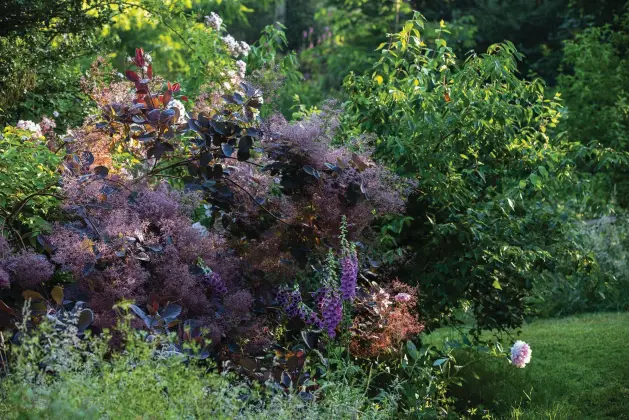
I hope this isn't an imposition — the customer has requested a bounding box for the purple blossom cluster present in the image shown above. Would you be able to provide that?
[0,236,55,290]
[340,251,358,301]
[202,272,227,296]
[276,287,323,328]
[321,288,343,338]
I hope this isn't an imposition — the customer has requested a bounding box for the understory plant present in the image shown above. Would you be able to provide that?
[0,302,397,419]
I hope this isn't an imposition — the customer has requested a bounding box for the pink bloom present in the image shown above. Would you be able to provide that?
[510,340,532,368]
[394,293,411,302]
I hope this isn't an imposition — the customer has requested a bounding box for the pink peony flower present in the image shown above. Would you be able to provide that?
[510,340,532,368]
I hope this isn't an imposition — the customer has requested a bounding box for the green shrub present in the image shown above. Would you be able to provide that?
[557,15,629,211]
[0,126,63,246]
[342,14,580,333]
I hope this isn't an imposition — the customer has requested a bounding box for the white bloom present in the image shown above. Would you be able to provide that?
[205,12,223,31]
[53,111,60,118]
[222,34,239,56]
[167,99,187,125]
[238,41,250,57]
[236,60,247,78]
[192,222,209,238]
[16,120,42,137]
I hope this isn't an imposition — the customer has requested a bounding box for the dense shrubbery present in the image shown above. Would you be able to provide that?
[2,2,629,418]
[342,15,582,333]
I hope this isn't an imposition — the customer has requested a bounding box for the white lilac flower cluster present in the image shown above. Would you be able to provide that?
[222,34,250,57]
[236,60,247,79]
[16,120,43,137]
[204,12,222,31]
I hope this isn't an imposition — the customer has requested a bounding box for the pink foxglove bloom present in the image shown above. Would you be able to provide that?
[510,340,532,368]
[394,293,411,302]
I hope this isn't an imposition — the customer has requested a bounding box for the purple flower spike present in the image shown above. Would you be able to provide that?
[340,252,358,301]
[321,289,342,338]
[202,272,227,295]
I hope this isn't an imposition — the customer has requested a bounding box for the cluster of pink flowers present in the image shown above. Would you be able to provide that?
[510,340,532,368]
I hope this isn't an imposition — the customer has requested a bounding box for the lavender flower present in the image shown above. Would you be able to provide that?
[278,288,304,318]
[339,216,358,301]
[510,340,532,368]
[202,272,227,295]
[340,252,358,301]
[321,288,342,338]
[277,287,323,327]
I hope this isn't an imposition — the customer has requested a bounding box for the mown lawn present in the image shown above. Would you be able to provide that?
[423,312,629,419]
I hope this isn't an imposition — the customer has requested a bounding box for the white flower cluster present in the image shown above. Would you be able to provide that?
[167,99,187,125]
[204,12,223,31]
[222,35,250,57]
[236,60,247,79]
[16,120,43,137]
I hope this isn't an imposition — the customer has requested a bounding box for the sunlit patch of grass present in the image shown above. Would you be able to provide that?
[423,312,629,419]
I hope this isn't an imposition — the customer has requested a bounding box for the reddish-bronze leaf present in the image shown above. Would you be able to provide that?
[125,70,140,82]
[162,90,172,106]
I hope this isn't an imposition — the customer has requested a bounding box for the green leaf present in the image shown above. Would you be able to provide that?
[433,358,448,367]
[530,173,541,188]
[406,340,419,360]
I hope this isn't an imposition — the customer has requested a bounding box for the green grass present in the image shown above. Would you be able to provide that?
[424,312,629,419]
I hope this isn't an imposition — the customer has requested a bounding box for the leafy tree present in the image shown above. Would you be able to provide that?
[558,14,629,210]
[343,15,580,332]
[0,0,117,128]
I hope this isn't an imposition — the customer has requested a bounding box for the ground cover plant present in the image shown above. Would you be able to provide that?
[1,1,629,419]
